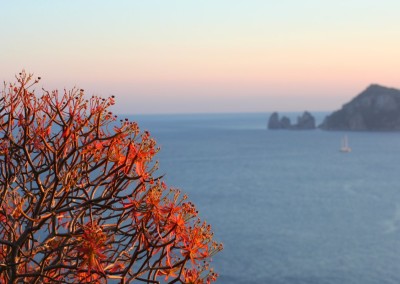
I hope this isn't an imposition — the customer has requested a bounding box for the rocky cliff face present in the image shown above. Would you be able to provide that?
[268,111,316,130]
[320,84,400,131]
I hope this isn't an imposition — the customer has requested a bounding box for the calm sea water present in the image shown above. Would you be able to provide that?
[129,112,400,284]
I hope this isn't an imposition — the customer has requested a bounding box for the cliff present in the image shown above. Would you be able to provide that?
[320,84,400,131]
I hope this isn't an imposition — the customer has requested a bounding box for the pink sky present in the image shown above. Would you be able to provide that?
[1,1,400,114]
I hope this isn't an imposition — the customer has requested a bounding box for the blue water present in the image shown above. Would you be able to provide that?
[128,112,400,284]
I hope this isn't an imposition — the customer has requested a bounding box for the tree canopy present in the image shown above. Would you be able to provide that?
[0,71,222,283]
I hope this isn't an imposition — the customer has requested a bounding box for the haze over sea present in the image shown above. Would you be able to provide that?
[132,112,400,284]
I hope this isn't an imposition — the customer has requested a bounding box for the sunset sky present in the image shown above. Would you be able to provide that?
[1,0,400,114]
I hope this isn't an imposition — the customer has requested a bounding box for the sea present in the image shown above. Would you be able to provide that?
[129,112,400,284]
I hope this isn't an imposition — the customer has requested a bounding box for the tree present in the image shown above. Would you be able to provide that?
[0,71,222,283]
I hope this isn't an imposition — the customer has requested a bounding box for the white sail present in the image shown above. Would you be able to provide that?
[340,135,351,152]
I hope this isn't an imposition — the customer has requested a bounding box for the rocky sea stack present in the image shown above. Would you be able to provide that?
[268,111,316,130]
[319,84,400,131]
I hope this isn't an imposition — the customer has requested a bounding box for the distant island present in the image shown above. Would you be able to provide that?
[268,84,400,131]
[319,84,400,131]
[268,111,316,130]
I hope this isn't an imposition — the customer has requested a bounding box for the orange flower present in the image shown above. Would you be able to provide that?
[76,222,108,277]
[165,213,186,234]
[181,228,209,265]
[94,141,103,150]
[182,268,202,284]
[157,266,179,281]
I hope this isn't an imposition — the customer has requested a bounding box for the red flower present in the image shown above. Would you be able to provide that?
[76,222,108,278]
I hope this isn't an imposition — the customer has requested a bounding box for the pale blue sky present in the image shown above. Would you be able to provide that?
[1,1,400,114]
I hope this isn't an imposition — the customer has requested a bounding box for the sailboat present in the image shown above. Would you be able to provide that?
[340,135,351,153]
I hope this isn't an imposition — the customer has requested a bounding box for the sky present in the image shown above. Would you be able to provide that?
[1,0,400,114]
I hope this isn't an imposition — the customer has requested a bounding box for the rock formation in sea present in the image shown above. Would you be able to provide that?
[268,111,316,130]
[280,116,292,129]
[295,111,316,130]
[267,112,281,129]
[319,84,400,131]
